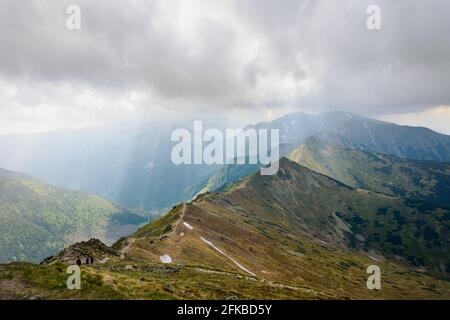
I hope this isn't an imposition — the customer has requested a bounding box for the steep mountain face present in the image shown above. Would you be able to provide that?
[245,112,324,150]
[248,111,450,161]
[290,136,450,206]
[317,112,450,162]
[0,168,146,263]
[0,123,219,211]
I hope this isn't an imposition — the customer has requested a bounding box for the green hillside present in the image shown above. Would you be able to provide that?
[0,168,146,263]
[290,136,450,206]
[108,157,450,279]
[2,158,448,300]
[218,158,449,277]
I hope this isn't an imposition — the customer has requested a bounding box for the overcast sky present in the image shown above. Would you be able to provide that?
[1,0,450,135]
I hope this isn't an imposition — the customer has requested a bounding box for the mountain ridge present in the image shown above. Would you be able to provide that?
[126,157,450,279]
[290,136,450,207]
[1,111,450,211]
[1,158,449,299]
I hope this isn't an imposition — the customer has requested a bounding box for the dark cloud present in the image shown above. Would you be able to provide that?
[236,0,450,114]
[0,0,449,132]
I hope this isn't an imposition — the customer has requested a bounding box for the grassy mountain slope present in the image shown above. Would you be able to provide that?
[133,159,449,279]
[0,168,146,263]
[290,136,450,206]
[1,159,449,299]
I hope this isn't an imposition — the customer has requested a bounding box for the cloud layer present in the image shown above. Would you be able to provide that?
[1,0,450,134]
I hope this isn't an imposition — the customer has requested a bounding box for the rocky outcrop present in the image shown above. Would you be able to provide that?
[40,239,119,265]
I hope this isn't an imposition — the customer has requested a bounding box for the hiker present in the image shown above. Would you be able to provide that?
[76,257,81,266]
[90,257,94,264]
[86,257,90,264]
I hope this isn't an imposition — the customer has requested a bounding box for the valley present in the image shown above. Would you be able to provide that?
[0,167,147,263]
[2,111,450,212]
[1,111,449,300]
[1,158,449,299]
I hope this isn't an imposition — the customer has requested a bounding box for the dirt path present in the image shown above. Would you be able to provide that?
[173,203,187,234]
[163,203,259,279]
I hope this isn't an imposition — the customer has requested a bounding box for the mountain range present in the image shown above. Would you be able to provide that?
[249,111,450,161]
[1,112,450,212]
[134,158,450,277]
[290,136,450,207]
[1,158,448,299]
[0,111,449,299]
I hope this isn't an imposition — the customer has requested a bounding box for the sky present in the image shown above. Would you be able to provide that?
[0,0,450,135]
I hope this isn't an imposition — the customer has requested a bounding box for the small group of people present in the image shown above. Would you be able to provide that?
[75,256,94,266]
